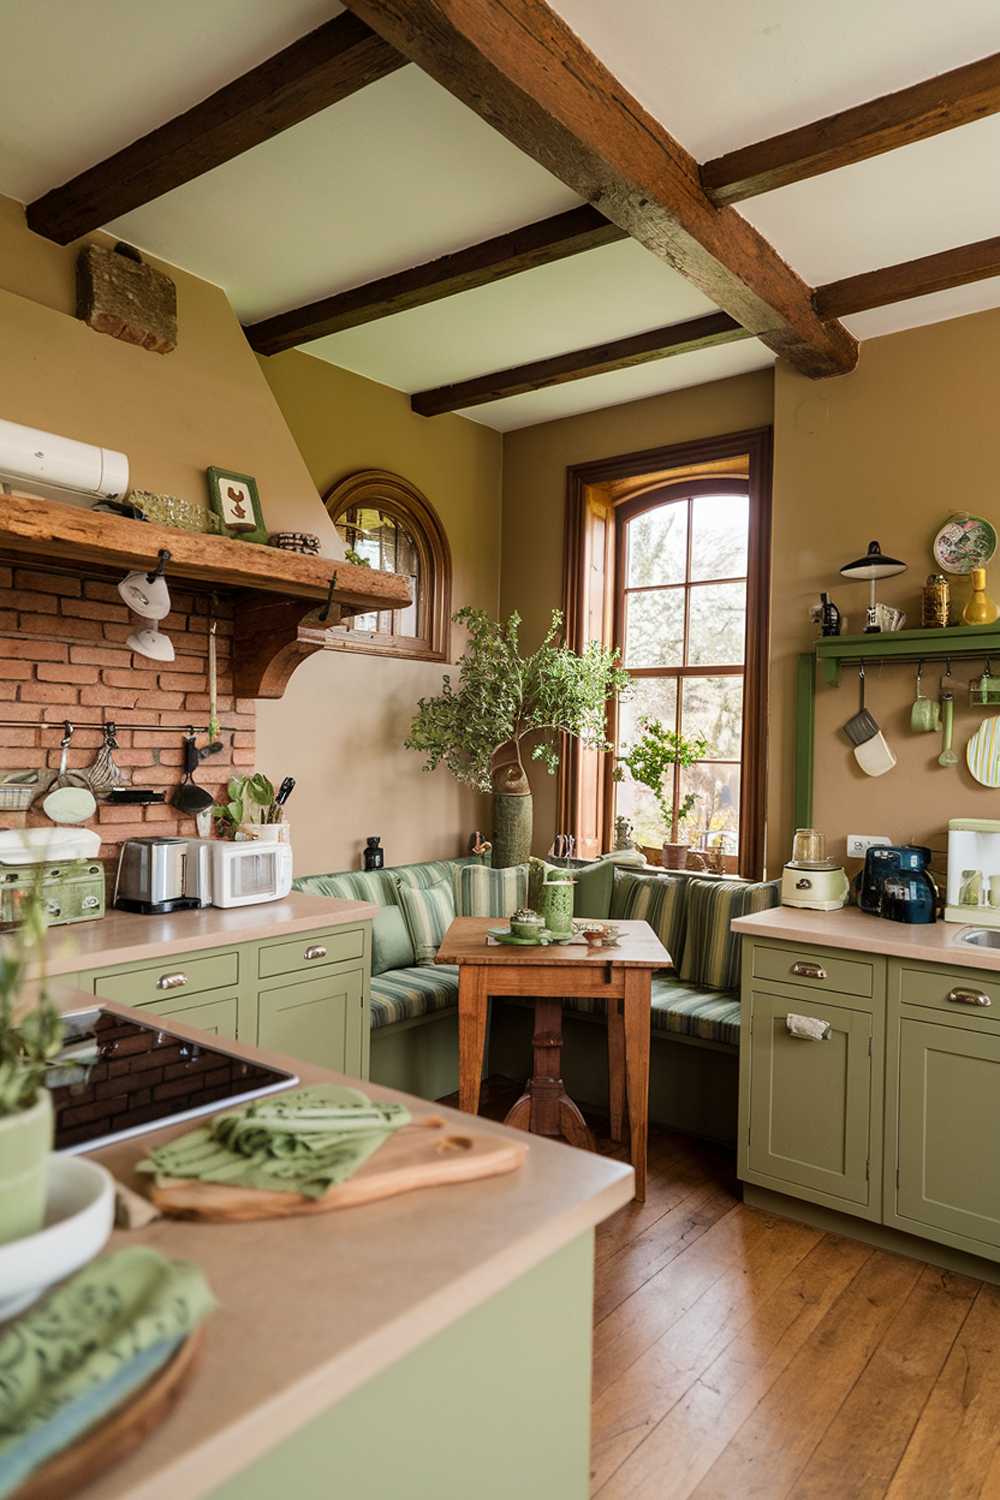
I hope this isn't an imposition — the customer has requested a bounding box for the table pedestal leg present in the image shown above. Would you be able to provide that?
[505,999,595,1153]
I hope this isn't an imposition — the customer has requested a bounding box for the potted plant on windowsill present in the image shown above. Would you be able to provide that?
[405,608,629,867]
[0,887,61,1245]
[614,716,709,871]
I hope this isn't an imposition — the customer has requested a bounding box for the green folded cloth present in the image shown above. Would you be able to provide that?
[137,1083,411,1199]
[0,1246,214,1496]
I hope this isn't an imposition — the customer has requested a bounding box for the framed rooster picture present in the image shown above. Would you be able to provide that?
[207,467,267,543]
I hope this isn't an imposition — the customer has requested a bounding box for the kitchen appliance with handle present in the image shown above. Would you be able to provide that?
[857,844,936,923]
[780,828,849,911]
[202,838,293,908]
[114,837,201,915]
[945,818,1000,926]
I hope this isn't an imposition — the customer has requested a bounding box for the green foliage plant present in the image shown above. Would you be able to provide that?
[0,885,61,1116]
[213,772,277,839]
[614,716,709,844]
[405,608,630,792]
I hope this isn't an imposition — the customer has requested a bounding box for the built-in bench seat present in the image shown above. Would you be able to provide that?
[370,964,459,1030]
[565,976,741,1048]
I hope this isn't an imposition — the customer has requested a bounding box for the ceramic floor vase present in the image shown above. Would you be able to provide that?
[493,792,532,869]
[0,1091,53,1245]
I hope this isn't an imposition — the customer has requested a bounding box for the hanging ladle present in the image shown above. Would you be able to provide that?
[939,661,959,767]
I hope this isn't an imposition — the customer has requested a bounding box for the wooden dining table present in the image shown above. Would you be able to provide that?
[435,918,671,1200]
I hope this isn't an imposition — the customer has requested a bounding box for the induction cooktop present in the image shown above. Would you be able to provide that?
[48,1008,298,1153]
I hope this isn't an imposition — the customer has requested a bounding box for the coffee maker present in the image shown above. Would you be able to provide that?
[857,845,936,923]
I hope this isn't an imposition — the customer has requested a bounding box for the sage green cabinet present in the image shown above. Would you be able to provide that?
[142,991,240,1041]
[741,982,880,1219]
[77,919,372,1077]
[888,1017,1000,1255]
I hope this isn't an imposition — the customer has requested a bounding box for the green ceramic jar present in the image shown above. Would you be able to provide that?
[0,1091,53,1245]
[538,875,574,937]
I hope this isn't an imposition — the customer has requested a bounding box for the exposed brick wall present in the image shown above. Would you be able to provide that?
[0,562,256,862]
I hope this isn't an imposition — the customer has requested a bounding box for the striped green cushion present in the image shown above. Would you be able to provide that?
[679,878,780,990]
[395,878,456,965]
[394,859,463,891]
[651,976,741,1046]
[294,869,399,906]
[452,863,528,918]
[370,965,459,1030]
[611,871,687,967]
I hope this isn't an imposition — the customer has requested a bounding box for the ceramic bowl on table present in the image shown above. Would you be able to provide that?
[0,1155,114,1321]
[509,909,546,940]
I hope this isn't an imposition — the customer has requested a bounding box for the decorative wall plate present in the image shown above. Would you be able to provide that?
[966,716,1000,787]
[933,513,998,575]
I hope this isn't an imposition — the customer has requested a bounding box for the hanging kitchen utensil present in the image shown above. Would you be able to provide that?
[910,661,940,733]
[842,664,880,745]
[971,659,1000,707]
[42,724,97,826]
[171,734,215,816]
[208,595,220,742]
[966,717,1000,786]
[75,722,125,797]
[938,665,959,767]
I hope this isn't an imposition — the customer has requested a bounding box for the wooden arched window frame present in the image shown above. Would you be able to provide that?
[324,469,452,662]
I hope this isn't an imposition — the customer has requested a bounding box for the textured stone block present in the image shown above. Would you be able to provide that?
[76,242,177,354]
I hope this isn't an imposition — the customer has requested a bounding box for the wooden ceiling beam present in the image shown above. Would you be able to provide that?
[340,0,857,380]
[702,52,1000,205]
[410,312,750,416]
[246,204,626,354]
[26,14,405,244]
[815,235,1000,319]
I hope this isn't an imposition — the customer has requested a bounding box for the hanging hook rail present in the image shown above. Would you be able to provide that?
[0,718,234,736]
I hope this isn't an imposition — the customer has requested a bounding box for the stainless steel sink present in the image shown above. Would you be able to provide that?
[958,928,1000,949]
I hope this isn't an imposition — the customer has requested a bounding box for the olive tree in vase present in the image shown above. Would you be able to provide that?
[405,608,629,867]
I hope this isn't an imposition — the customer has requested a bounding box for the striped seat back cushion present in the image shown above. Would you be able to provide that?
[453,862,528,918]
[679,878,781,991]
[395,877,457,965]
[611,871,688,968]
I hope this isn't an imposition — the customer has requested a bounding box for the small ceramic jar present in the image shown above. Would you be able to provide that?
[510,908,546,940]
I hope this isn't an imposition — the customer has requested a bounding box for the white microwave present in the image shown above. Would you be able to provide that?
[186,839,293,908]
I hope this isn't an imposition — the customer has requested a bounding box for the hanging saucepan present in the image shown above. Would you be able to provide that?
[42,724,97,826]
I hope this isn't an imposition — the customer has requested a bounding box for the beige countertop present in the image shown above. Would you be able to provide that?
[733,904,1000,971]
[58,999,633,1500]
[29,892,377,977]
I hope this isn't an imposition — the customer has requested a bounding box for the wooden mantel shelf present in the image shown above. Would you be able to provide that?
[0,493,413,699]
[0,493,410,610]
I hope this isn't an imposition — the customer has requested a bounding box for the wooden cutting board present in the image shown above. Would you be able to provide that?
[16,1328,203,1500]
[149,1116,528,1222]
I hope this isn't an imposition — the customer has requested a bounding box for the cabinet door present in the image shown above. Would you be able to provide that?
[894,1017,1000,1253]
[257,967,364,1074]
[745,988,874,1211]
[143,992,239,1040]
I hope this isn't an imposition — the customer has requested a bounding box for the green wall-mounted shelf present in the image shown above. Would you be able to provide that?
[815,622,1000,686]
[794,621,1000,827]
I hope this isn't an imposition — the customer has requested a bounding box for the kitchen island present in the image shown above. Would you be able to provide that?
[59,997,633,1500]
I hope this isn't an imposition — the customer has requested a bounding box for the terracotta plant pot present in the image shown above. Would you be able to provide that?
[0,1091,53,1245]
[661,842,689,871]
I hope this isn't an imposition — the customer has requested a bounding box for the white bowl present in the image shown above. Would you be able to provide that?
[0,1155,114,1321]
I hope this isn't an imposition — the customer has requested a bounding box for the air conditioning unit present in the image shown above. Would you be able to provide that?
[0,418,129,504]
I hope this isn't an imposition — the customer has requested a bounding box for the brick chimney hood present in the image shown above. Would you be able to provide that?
[0,493,412,698]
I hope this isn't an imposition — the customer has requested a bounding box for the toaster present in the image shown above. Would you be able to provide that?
[114,837,203,915]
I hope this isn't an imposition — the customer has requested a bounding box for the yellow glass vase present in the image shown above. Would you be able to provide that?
[963,567,1000,626]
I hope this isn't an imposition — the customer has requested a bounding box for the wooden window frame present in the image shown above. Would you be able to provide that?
[612,476,749,869]
[560,428,772,879]
[324,469,452,663]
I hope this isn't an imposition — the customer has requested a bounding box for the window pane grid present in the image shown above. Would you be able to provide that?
[617,490,749,850]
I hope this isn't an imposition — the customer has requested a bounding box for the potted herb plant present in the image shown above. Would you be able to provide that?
[614,716,709,870]
[0,887,61,1244]
[213,773,288,842]
[406,608,629,867]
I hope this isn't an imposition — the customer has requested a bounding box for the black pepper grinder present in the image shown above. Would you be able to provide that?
[363,836,384,871]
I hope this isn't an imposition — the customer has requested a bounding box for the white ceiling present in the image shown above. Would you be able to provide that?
[0,1,999,429]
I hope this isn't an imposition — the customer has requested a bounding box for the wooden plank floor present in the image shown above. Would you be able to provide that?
[459,1081,1000,1499]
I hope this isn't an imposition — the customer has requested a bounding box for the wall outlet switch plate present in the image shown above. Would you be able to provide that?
[846,833,892,859]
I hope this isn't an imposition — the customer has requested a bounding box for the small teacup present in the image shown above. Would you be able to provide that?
[510,913,545,940]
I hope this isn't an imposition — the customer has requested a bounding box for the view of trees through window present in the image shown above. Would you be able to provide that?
[336,505,420,638]
[615,489,749,856]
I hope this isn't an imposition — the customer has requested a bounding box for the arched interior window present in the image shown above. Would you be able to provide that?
[325,470,452,662]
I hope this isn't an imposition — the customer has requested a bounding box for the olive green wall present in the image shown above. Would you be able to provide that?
[500,369,775,856]
[259,351,501,875]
